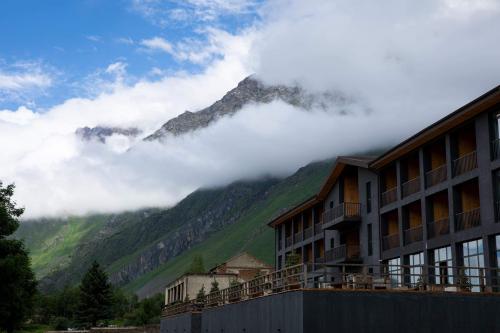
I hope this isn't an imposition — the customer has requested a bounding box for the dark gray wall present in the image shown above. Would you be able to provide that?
[161,290,500,333]
[160,312,201,333]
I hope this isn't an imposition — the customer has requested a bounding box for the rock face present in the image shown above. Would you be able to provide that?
[144,76,348,141]
[76,126,142,143]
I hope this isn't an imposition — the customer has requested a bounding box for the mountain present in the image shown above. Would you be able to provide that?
[76,126,142,143]
[16,158,334,297]
[144,76,349,141]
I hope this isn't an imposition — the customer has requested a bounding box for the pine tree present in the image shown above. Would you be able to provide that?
[195,286,206,304]
[186,254,205,274]
[77,261,113,328]
[210,280,219,293]
[0,182,37,333]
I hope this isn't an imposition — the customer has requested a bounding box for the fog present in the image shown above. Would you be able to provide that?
[1,0,499,218]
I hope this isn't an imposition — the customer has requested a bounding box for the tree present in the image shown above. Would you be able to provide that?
[195,286,206,304]
[210,280,219,293]
[285,251,301,267]
[77,261,113,328]
[186,254,205,274]
[0,182,37,333]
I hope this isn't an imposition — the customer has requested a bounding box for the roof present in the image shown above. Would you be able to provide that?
[370,85,500,170]
[209,252,272,272]
[267,156,375,228]
[165,272,237,288]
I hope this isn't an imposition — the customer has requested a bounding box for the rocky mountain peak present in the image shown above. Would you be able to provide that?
[76,126,142,143]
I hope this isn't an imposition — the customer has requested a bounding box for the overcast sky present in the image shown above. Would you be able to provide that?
[1,0,499,218]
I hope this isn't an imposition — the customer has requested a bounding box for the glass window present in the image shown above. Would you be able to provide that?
[366,182,372,213]
[408,252,424,287]
[387,257,401,287]
[496,235,500,267]
[462,239,485,292]
[367,224,373,256]
[433,246,453,285]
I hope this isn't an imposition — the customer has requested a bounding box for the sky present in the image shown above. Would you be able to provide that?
[0,0,499,218]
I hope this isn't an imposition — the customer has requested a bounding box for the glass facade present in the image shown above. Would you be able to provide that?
[408,252,424,287]
[462,239,485,292]
[433,246,453,285]
[387,257,401,287]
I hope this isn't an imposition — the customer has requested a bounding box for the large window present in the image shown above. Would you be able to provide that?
[387,257,401,287]
[433,246,453,285]
[366,181,372,213]
[462,239,485,292]
[408,252,424,287]
[367,224,373,256]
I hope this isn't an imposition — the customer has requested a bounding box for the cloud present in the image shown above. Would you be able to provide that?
[2,0,500,219]
[130,0,261,27]
[140,36,174,54]
[86,35,102,42]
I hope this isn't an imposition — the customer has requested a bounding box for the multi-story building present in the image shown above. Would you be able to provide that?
[269,85,500,289]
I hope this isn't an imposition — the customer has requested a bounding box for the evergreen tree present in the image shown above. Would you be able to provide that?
[186,254,205,274]
[77,261,113,328]
[195,286,206,303]
[210,280,219,293]
[0,182,37,333]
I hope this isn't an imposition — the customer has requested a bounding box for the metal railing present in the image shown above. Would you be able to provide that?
[401,177,420,198]
[455,208,481,231]
[453,151,477,176]
[322,202,361,224]
[425,164,447,188]
[381,187,397,206]
[293,232,303,243]
[285,236,293,248]
[427,218,449,238]
[382,233,400,251]
[303,226,313,240]
[162,262,500,317]
[403,225,423,245]
[325,244,360,262]
[314,223,323,235]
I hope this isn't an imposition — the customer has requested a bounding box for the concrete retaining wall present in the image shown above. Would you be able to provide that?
[160,312,201,333]
[160,290,500,333]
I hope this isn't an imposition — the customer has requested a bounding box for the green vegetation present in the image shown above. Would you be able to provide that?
[186,254,206,274]
[16,158,334,298]
[0,182,38,333]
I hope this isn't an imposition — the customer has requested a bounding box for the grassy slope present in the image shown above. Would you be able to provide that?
[129,159,334,297]
[16,216,107,279]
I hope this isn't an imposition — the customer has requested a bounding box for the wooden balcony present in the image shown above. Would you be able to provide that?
[314,223,323,235]
[325,244,361,263]
[381,187,397,206]
[382,233,400,251]
[403,225,423,245]
[293,232,303,243]
[401,177,420,198]
[322,202,361,230]
[425,165,447,188]
[453,151,477,176]
[303,226,313,240]
[427,218,449,239]
[455,208,481,231]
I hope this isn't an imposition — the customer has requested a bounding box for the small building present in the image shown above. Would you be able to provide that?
[165,252,272,305]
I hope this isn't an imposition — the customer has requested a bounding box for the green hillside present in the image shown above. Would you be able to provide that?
[15,158,334,297]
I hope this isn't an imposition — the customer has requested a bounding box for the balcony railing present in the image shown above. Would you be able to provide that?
[381,187,397,206]
[382,233,400,251]
[401,177,420,198]
[303,226,313,240]
[293,232,303,243]
[322,202,361,224]
[455,208,481,231]
[453,151,477,176]
[425,164,447,188]
[492,139,500,160]
[325,244,361,262]
[314,256,324,264]
[403,225,423,245]
[314,223,323,235]
[427,218,449,238]
[285,236,293,248]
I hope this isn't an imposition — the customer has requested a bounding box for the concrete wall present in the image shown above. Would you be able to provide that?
[160,313,201,333]
[161,290,500,333]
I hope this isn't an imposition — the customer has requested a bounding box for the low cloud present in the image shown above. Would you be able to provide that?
[1,0,500,218]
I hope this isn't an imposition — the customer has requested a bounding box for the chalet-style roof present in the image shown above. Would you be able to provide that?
[267,156,375,228]
[370,85,500,170]
[209,252,272,273]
